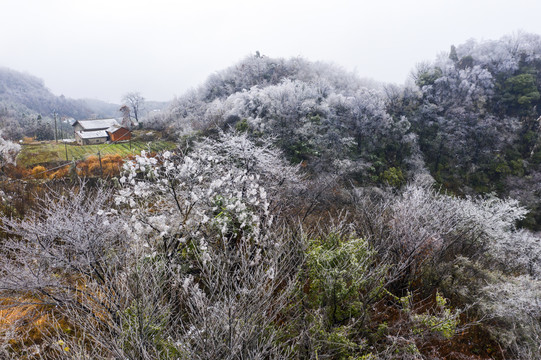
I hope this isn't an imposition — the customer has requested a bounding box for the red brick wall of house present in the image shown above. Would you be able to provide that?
[109,128,131,142]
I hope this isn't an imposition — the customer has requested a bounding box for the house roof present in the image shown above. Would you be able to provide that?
[73,118,119,130]
[75,130,108,139]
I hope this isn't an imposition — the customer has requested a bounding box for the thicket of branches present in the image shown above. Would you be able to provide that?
[0,133,539,359]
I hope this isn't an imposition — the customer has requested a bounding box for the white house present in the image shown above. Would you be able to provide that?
[72,119,125,145]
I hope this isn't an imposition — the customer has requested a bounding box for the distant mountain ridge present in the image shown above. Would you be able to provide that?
[0,67,93,119]
[81,98,121,119]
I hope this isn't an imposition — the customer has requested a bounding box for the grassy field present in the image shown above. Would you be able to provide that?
[17,140,177,167]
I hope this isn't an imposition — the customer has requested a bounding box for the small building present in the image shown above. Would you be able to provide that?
[74,130,109,145]
[72,119,131,145]
[107,124,132,142]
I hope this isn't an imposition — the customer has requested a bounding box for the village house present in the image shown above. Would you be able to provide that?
[72,119,131,145]
[107,124,132,142]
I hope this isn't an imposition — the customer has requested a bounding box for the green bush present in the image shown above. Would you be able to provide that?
[298,232,387,359]
[380,167,405,187]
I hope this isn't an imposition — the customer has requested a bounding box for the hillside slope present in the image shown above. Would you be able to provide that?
[151,35,541,229]
[0,67,92,119]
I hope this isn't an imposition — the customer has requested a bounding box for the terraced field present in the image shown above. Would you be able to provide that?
[17,140,176,167]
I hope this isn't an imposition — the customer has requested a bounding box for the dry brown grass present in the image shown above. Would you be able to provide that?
[0,286,115,358]
[30,166,47,179]
[0,296,58,356]
[48,166,70,179]
[76,154,123,178]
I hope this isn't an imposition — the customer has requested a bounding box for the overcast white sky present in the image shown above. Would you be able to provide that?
[1,0,541,103]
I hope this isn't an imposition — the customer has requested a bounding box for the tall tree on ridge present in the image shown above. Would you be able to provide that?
[122,91,145,124]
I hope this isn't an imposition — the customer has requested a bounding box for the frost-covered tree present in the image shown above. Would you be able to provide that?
[0,133,305,359]
[0,133,21,170]
[407,32,541,209]
[113,132,304,358]
[160,55,411,183]
[122,91,145,124]
[0,185,135,357]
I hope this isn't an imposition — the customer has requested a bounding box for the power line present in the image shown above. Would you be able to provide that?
[4,160,73,184]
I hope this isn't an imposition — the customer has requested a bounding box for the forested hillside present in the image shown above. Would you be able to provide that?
[0,68,167,140]
[148,33,541,230]
[149,56,414,181]
[0,67,92,120]
[0,67,93,140]
[407,33,541,229]
[2,33,541,360]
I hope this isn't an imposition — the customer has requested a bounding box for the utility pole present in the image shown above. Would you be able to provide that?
[98,151,103,175]
[53,110,58,143]
[64,141,68,161]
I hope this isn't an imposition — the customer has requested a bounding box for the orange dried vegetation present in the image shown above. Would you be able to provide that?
[30,166,47,179]
[0,297,57,349]
[76,154,123,178]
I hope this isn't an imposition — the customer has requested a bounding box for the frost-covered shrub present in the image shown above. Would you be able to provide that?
[0,133,20,169]
[115,132,300,250]
[349,180,541,358]
[375,180,541,358]
[448,256,541,360]
[115,132,304,358]
[301,230,384,358]
[0,133,305,359]
[350,178,533,296]
[0,185,133,358]
[480,275,541,356]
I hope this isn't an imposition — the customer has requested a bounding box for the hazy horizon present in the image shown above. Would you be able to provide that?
[3,0,541,103]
